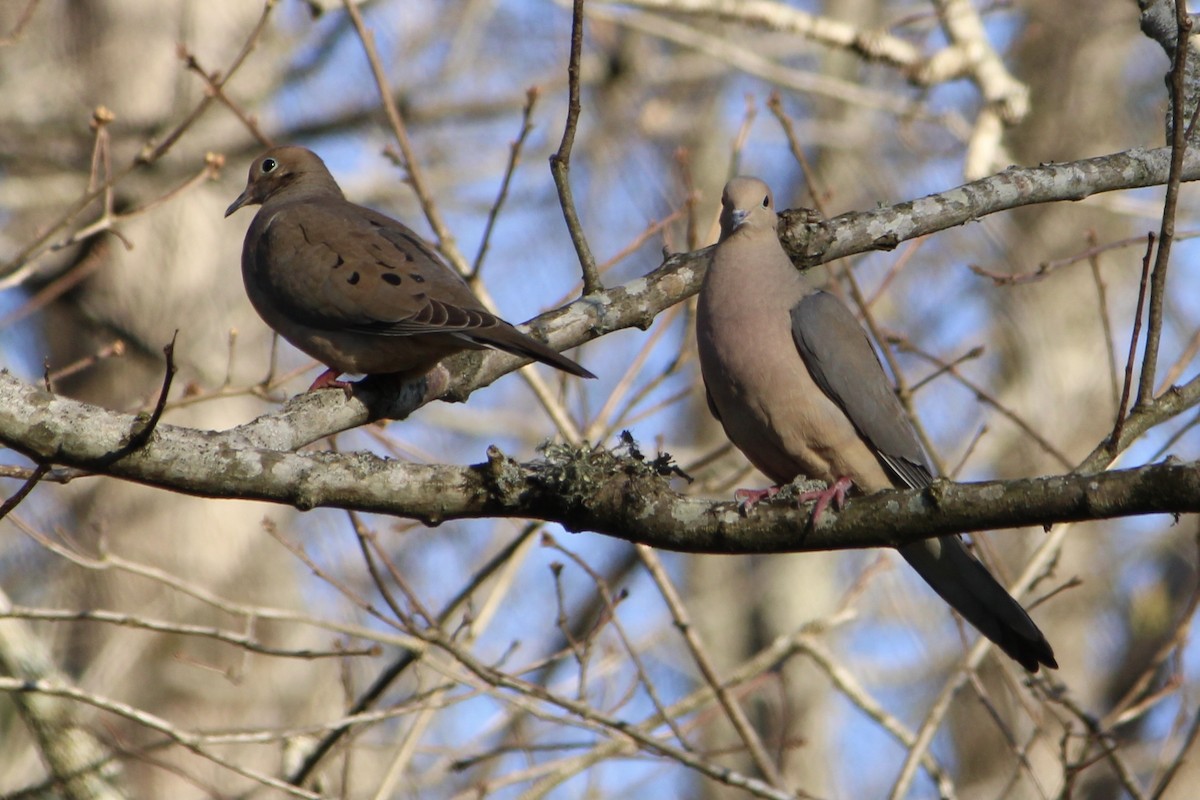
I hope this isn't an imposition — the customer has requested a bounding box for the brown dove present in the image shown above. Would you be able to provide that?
[696,176,1056,672]
[225,146,594,391]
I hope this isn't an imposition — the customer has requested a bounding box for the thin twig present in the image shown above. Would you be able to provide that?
[472,87,540,280]
[342,0,469,273]
[545,536,694,750]
[550,0,602,294]
[635,544,784,787]
[0,463,49,522]
[0,0,39,46]
[181,46,273,148]
[1136,9,1195,408]
[767,91,827,213]
[2,607,375,659]
[900,340,1075,470]
[138,0,278,165]
[967,231,1200,286]
[0,678,322,799]
[1086,230,1121,413]
[1110,235,1155,453]
[1,0,268,289]
[287,527,542,785]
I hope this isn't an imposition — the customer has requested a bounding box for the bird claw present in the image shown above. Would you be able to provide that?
[795,476,853,524]
[734,485,782,512]
[308,368,354,398]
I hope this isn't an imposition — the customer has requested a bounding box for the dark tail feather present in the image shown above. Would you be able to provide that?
[899,536,1057,672]
[471,324,596,379]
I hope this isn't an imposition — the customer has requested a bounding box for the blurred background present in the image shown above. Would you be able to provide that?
[1,0,1198,797]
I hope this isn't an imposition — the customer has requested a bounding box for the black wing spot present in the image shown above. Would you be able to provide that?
[332,255,344,269]
[409,273,426,283]
[381,273,402,286]
[348,272,361,285]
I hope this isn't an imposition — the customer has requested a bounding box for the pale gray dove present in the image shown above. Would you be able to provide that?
[696,176,1056,671]
[225,146,594,391]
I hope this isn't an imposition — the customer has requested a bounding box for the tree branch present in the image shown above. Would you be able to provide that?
[2,370,1198,554]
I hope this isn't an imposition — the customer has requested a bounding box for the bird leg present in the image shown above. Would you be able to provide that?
[308,368,354,397]
[734,485,782,511]
[795,476,853,524]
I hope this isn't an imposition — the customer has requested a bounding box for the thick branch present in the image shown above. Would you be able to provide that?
[1,371,1198,554]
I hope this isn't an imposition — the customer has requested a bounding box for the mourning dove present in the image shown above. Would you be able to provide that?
[225,146,594,391]
[696,176,1056,672]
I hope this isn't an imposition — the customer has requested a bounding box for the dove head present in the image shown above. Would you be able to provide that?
[718,177,777,241]
[225,146,344,217]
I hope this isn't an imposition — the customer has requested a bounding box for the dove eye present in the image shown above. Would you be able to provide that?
[761,195,769,208]
[261,158,278,174]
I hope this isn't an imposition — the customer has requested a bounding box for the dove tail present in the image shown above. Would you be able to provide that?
[899,537,1057,672]
[466,326,596,380]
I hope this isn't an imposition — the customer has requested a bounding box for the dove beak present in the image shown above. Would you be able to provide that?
[225,189,253,218]
[729,209,749,229]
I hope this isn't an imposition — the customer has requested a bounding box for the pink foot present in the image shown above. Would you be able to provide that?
[734,485,782,512]
[308,368,353,397]
[795,476,854,524]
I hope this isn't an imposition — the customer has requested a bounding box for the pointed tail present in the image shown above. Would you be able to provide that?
[467,323,596,380]
[899,536,1057,671]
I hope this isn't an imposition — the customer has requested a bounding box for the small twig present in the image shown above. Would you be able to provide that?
[908,345,984,393]
[1158,325,1200,395]
[1152,706,1200,800]
[865,237,926,308]
[88,105,116,221]
[544,535,692,747]
[675,148,701,252]
[0,678,322,799]
[1110,235,1155,453]
[548,560,594,698]
[90,333,178,468]
[346,509,412,627]
[949,424,988,479]
[1086,230,1121,413]
[0,465,88,483]
[1136,9,1194,409]
[0,463,49,522]
[595,208,686,273]
[287,526,541,785]
[583,304,683,441]
[43,339,127,386]
[1050,691,1149,800]
[137,0,277,165]
[766,91,827,214]
[1,131,228,291]
[727,94,758,184]
[264,518,388,628]
[342,0,469,273]
[900,340,1074,470]
[1,606,376,660]
[635,544,784,787]
[1104,527,1200,729]
[0,0,39,46]
[967,231,1200,287]
[472,87,540,280]
[180,46,274,148]
[128,333,179,450]
[550,0,602,294]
